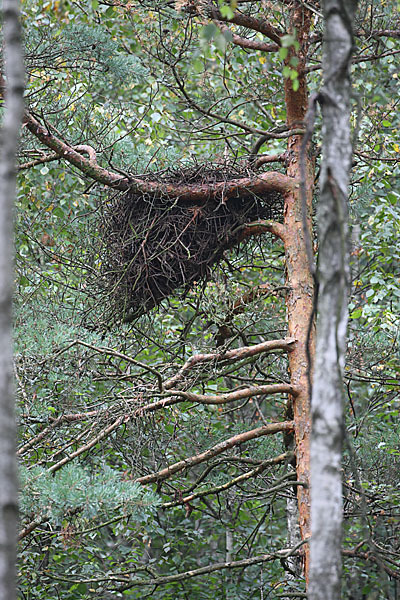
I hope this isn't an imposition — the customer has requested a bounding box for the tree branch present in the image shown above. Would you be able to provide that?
[17,145,97,171]
[47,415,127,474]
[235,220,287,242]
[170,65,302,139]
[17,151,60,170]
[23,112,129,189]
[135,422,294,485]
[68,339,164,391]
[162,451,293,507]
[213,20,279,52]
[253,153,287,168]
[23,110,294,197]
[164,338,296,390]
[18,515,48,541]
[165,382,298,405]
[46,540,307,588]
[206,5,283,45]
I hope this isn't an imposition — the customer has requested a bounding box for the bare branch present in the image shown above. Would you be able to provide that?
[18,515,48,541]
[171,65,299,138]
[236,219,287,242]
[17,144,97,171]
[205,5,283,44]
[136,421,294,484]
[342,549,400,580]
[69,340,164,391]
[164,338,296,389]
[73,144,97,163]
[17,415,65,456]
[305,48,400,73]
[166,382,298,405]
[254,153,287,168]
[367,29,400,39]
[213,20,279,52]
[17,151,60,170]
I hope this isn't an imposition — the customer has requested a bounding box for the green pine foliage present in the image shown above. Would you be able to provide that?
[20,463,160,525]
[15,0,400,598]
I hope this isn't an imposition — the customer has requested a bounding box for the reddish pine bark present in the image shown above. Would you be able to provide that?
[282,4,315,580]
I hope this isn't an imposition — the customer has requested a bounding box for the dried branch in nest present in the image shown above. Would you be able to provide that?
[94,162,284,326]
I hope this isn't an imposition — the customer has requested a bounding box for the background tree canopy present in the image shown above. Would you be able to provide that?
[13,0,399,598]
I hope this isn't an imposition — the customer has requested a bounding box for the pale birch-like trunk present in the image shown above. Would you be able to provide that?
[0,1,25,599]
[309,1,358,598]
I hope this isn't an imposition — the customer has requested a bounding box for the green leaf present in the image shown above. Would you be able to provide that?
[193,59,204,73]
[279,47,288,60]
[19,275,30,287]
[222,28,233,42]
[281,34,294,48]
[214,32,228,52]
[220,5,234,19]
[280,34,300,51]
[350,308,363,319]
[53,207,64,218]
[201,24,217,41]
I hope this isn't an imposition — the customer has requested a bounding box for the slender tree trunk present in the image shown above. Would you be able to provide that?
[0,1,24,599]
[282,4,315,582]
[309,1,358,598]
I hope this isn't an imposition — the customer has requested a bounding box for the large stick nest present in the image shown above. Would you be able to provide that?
[94,162,284,325]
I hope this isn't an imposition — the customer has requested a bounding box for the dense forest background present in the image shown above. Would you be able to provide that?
[11,0,399,598]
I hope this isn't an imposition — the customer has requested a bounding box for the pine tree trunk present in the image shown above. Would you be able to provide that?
[282,4,315,581]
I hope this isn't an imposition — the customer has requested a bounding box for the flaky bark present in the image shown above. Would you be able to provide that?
[282,4,315,581]
[309,1,357,598]
[0,1,24,599]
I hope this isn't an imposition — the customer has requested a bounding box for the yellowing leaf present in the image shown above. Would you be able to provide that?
[259,56,266,65]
